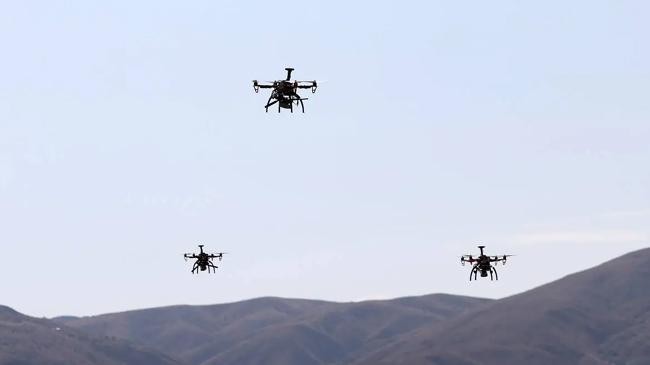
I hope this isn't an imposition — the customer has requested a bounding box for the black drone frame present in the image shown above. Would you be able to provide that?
[253,68,318,113]
[461,245,511,281]
[183,244,225,274]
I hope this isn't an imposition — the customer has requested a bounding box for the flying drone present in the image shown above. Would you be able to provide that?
[252,67,318,113]
[183,244,226,274]
[461,245,513,281]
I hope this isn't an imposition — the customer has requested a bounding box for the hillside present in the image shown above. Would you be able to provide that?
[0,305,182,365]
[57,294,491,365]
[355,247,650,365]
[53,248,650,364]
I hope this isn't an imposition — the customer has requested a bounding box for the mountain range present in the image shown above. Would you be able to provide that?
[0,305,179,365]
[1,247,649,365]
[355,247,650,365]
[55,294,489,365]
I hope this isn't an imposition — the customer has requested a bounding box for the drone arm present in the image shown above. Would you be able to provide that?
[253,81,273,93]
[296,81,317,93]
[490,255,512,263]
[469,266,478,281]
[209,253,226,261]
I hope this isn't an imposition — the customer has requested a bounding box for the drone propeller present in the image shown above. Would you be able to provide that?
[210,252,228,259]
[252,80,277,93]
[253,79,324,84]
[490,254,514,265]
[460,255,474,266]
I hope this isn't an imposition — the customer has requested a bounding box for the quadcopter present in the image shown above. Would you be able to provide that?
[252,67,318,113]
[183,244,226,274]
[461,245,513,281]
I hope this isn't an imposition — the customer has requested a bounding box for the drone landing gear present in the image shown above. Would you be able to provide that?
[292,93,305,113]
[470,266,477,281]
[469,266,499,281]
[263,93,307,113]
[207,260,219,273]
[265,94,276,113]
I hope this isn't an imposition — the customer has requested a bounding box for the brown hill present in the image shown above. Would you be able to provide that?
[57,294,491,365]
[0,305,182,365]
[355,247,650,365]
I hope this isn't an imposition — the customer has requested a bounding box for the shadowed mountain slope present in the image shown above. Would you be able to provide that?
[57,294,491,365]
[56,297,337,364]
[0,305,182,365]
[355,247,650,365]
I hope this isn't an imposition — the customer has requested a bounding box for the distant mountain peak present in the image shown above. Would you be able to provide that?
[0,304,23,320]
[0,305,183,365]
[57,293,489,365]
[355,246,650,365]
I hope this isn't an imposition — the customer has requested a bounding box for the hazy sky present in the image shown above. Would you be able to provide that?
[1,1,649,318]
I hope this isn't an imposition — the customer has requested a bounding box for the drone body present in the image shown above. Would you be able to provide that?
[253,67,318,113]
[461,245,512,281]
[183,244,226,274]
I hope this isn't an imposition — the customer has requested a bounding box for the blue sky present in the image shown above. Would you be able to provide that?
[1,0,649,317]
